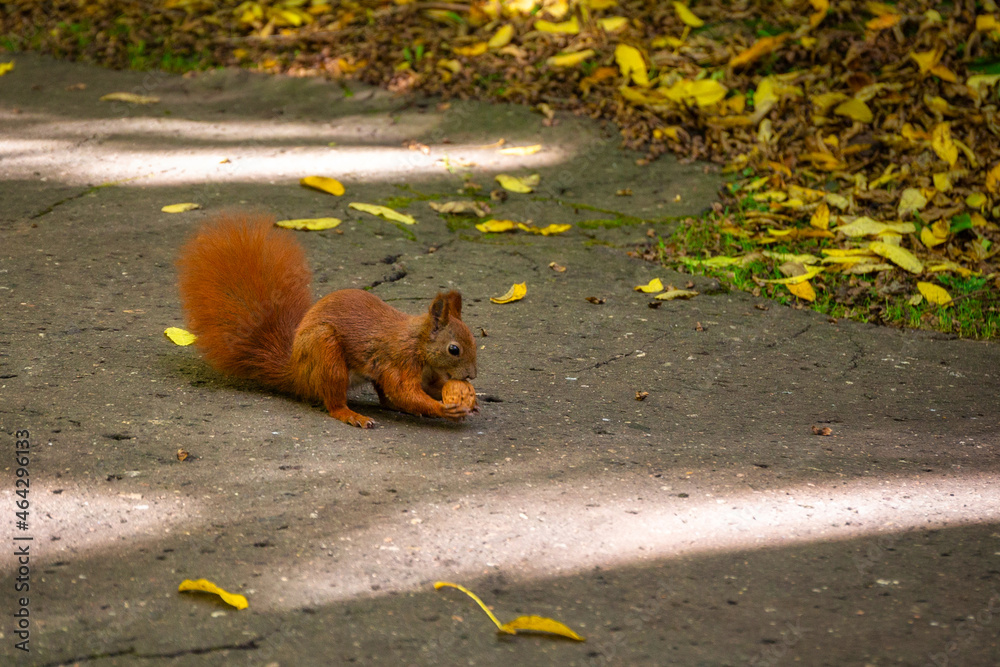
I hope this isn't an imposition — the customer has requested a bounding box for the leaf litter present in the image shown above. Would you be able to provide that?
[3,0,999,336]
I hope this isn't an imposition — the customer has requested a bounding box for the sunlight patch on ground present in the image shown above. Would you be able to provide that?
[264,471,1000,610]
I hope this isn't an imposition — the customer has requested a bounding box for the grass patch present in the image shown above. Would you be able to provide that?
[651,210,1000,340]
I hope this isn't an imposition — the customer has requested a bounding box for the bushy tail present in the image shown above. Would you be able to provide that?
[176,213,312,391]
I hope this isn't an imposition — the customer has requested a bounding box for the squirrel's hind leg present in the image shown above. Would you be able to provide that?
[291,327,375,428]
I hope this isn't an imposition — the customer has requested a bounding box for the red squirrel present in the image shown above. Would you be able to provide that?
[176,212,478,428]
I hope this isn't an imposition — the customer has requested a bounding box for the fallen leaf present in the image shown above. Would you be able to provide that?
[453,42,488,57]
[809,202,830,230]
[547,50,595,68]
[833,98,873,123]
[654,289,698,300]
[100,92,159,104]
[673,2,704,27]
[898,188,929,218]
[498,144,541,156]
[917,281,952,305]
[635,391,649,400]
[586,296,605,304]
[0,61,14,76]
[763,265,824,284]
[178,579,248,610]
[490,283,527,304]
[487,24,514,50]
[518,222,571,235]
[634,278,664,293]
[920,219,949,248]
[615,44,649,87]
[435,582,584,641]
[300,175,346,196]
[597,16,628,32]
[164,327,197,346]
[868,241,923,274]
[349,203,416,224]
[730,34,788,68]
[549,262,567,272]
[429,201,490,216]
[476,219,517,233]
[835,217,915,237]
[276,217,342,230]
[811,425,833,436]
[787,280,816,301]
[161,203,201,213]
[931,123,959,167]
[499,616,586,641]
[535,16,580,34]
[495,174,536,193]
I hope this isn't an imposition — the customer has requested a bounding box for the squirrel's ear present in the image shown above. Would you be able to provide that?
[444,291,462,319]
[428,293,452,330]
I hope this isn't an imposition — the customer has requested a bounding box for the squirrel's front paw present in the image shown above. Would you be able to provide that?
[441,402,473,421]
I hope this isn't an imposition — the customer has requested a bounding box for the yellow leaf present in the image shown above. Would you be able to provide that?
[931,123,958,166]
[930,65,958,83]
[495,174,536,193]
[976,14,999,30]
[300,176,346,196]
[161,203,201,213]
[867,14,901,30]
[927,261,977,277]
[599,16,629,32]
[661,78,728,107]
[614,44,649,87]
[488,24,514,49]
[476,219,517,233]
[987,163,1000,194]
[821,248,877,258]
[833,98,873,123]
[453,42,488,57]
[276,217,342,231]
[0,61,14,76]
[499,615,586,641]
[164,327,197,346]
[535,16,579,34]
[526,223,571,235]
[634,278,664,293]
[654,288,699,300]
[349,202,416,224]
[490,282,527,304]
[811,91,850,112]
[810,202,830,230]
[898,187,929,218]
[178,579,248,610]
[673,2,704,27]
[920,219,949,248]
[100,92,159,104]
[917,281,952,306]
[933,172,952,192]
[836,217,915,237]
[498,144,542,156]
[763,266,824,284]
[868,241,923,274]
[763,251,821,264]
[911,47,943,73]
[698,255,743,267]
[547,49,595,68]
[730,35,787,68]
[787,280,816,301]
[966,192,987,208]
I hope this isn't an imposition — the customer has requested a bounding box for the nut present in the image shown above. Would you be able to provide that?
[442,379,477,411]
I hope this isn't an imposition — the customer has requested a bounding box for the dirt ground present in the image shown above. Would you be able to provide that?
[1,53,999,667]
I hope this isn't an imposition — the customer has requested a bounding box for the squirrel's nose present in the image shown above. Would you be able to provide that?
[466,366,477,381]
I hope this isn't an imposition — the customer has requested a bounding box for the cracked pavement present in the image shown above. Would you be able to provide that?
[1,53,1000,667]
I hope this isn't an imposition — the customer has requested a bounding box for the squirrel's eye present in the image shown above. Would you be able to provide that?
[448,344,460,356]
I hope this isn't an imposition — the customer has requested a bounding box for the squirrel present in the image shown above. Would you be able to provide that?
[176,212,478,428]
